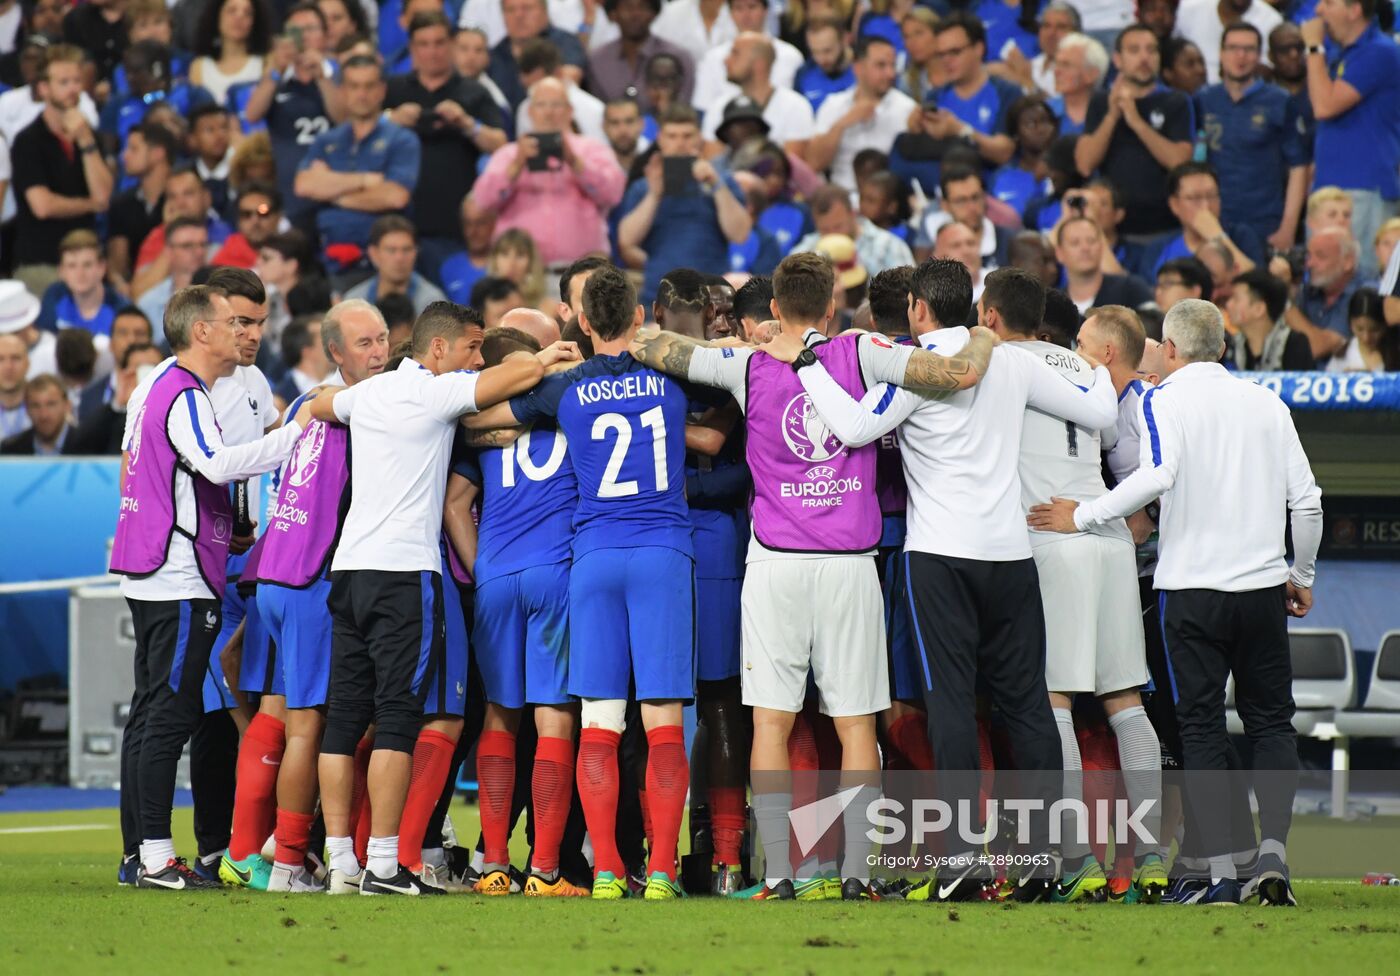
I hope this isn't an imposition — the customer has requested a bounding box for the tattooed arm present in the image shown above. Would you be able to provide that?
[630,327,752,401]
[894,327,998,398]
[628,328,711,378]
[459,425,522,447]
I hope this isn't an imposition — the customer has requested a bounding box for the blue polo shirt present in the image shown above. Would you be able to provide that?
[977,0,1040,60]
[932,75,1021,135]
[36,282,126,336]
[989,164,1048,218]
[1148,222,1265,276]
[297,118,421,250]
[98,83,214,146]
[1196,82,1307,235]
[1315,22,1400,198]
[1298,274,1361,343]
[795,61,855,111]
[439,251,486,304]
[620,172,745,306]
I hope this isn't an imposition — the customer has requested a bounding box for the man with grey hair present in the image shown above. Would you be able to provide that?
[1287,225,1360,364]
[1052,32,1108,133]
[1031,297,1323,908]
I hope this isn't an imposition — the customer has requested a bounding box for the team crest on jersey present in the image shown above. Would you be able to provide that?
[287,421,326,488]
[214,516,230,543]
[127,405,146,471]
[781,392,842,463]
[1149,110,1165,129]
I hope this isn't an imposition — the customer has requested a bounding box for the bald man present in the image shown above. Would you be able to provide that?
[499,306,561,348]
[700,32,815,156]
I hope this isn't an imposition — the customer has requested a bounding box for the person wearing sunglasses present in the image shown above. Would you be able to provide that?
[212,182,284,270]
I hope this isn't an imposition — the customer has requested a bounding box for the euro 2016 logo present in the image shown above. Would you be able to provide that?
[287,421,326,488]
[781,393,843,463]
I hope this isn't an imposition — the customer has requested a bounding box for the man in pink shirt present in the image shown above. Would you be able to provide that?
[471,78,626,267]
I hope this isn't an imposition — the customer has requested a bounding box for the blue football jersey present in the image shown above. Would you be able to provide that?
[454,419,577,583]
[509,353,693,558]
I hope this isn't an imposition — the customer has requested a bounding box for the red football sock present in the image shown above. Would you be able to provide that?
[349,735,373,861]
[228,712,285,860]
[398,729,456,872]
[638,788,653,853]
[787,712,819,867]
[273,808,315,867]
[976,714,996,812]
[577,728,624,878]
[888,712,935,771]
[476,729,517,868]
[531,736,575,876]
[709,785,746,866]
[645,726,688,881]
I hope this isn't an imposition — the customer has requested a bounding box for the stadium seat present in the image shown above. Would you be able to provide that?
[1335,631,1400,741]
[1225,628,1355,737]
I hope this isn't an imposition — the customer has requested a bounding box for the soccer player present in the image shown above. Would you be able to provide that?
[1000,301,1165,903]
[447,328,586,897]
[467,265,697,901]
[255,299,391,893]
[630,253,995,900]
[111,284,309,890]
[767,262,1118,901]
[306,302,549,896]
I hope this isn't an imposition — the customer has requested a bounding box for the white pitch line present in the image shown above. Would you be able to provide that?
[0,823,114,834]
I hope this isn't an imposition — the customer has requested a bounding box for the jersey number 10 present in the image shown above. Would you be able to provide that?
[500,430,568,487]
[592,407,668,498]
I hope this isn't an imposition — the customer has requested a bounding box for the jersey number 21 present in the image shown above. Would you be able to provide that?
[592,407,667,498]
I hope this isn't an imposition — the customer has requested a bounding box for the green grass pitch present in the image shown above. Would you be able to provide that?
[2,803,1398,974]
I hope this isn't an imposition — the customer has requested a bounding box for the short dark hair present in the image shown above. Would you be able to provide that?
[166,165,205,192]
[55,326,96,382]
[1005,93,1059,140]
[119,341,159,370]
[910,258,972,328]
[206,266,267,305]
[285,1,328,29]
[1157,256,1213,298]
[411,301,484,356]
[132,121,179,162]
[807,183,853,218]
[114,306,153,338]
[867,267,914,336]
[1166,161,1218,198]
[657,103,700,128]
[237,180,282,213]
[341,53,382,77]
[1040,288,1081,349]
[560,255,611,311]
[165,214,206,240]
[581,264,638,341]
[560,317,594,359]
[408,9,451,38]
[772,252,834,324]
[518,37,562,76]
[187,102,230,131]
[262,229,314,267]
[1115,22,1157,53]
[375,293,416,329]
[982,267,1045,336]
[933,11,985,48]
[281,315,318,369]
[470,275,523,311]
[481,326,542,366]
[655,268,708,313]
[1221,21,1262,48]
[853,34,895,61]
[734,275,773,323]
[1233,268,1288,322]
[369,214,417,247]
[938,163,985,199]
[288,276,332,317]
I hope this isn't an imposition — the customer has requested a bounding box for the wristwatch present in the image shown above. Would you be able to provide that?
[792,348,817,371]
[1306,44,1325,56]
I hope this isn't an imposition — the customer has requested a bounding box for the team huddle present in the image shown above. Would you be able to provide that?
[108,250,1318,906]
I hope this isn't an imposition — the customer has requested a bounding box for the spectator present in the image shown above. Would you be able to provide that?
[0,38,99,147]
[651,0,738,56]
[470,274,526,329]
[1176,0,1282,83]
[931,219,985,305]
[54,326,96,408]
[1007,229,1061,287]
[1196,23,1308,251]
[1161,37,1208,94]
[343,215,449,314]
[587,0,696,110]
[75,307,154,422]
[1225,267,1313,370]
[11,45,113,298]
[37,230,126,366]
[189,0,271,103]
[68,339,166,454]
[797,15,854,110]
[994,1,1079,96]
[107,122,178,288]
[1056,215,1154,312]
[62,0,126,82]
[255,228,318,339]
[375,292,416,348]
[486,227,550,310]
[382,0,440,74]
[455,0,610,51]
[618,103,752,304]
[1329,286,1399,372]
[0,331,29,440]
[693,0,803,112]
[1268,22,1315,163]
[792,182,912,275]
[0,5,63,89]
[725,171,784,274]
[136,216,209,330]
[317,0,370,51]
[0,279,55,377]
[1306,184,1354,236]
[473,76,625,268]
[1075,23,1193,238]
[273,314,331,403]
[858,169,911,244]
[1155,254,1214,311]
[294,54,420,285]
[919,13,1020,168]
[228,129,277,192]
[514,38,607,143]
[439,196,496,304]
[1152,162,1263,276]
[188,105,238,217]
[452,26,512,116]
[897,7,942,103]
[603,96,649,175]
[1374,217,1400,280]
[130,166,232,295]
[809,36,916,191]
[1286,225,1360,362]
[1304,0,1400,281]
[989,94,1059,219]
[642,51,687,120]
[700,33,814,154]
[1196,236,1239,305]
[1052,32,1109,135]
[731,138,814,253]
[923,165,1015,270]
[1138,0,1180,44]
[0,374,74,455]
[98,42,214,155]
[211,182,282,268]
[385,10,506,279]
[243,1,345,221]
[117,0,191,97]
[976,0,1040,60]
[488,0,588,112]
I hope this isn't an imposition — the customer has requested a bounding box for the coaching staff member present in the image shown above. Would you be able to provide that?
[1031,298,1322,908]
[110,285,312,890]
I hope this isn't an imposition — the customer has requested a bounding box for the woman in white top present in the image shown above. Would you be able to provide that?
[190,0,272,105]
[1328,288,1400,373]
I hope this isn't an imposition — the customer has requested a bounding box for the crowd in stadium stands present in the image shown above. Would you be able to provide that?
[2,0,1400,455]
